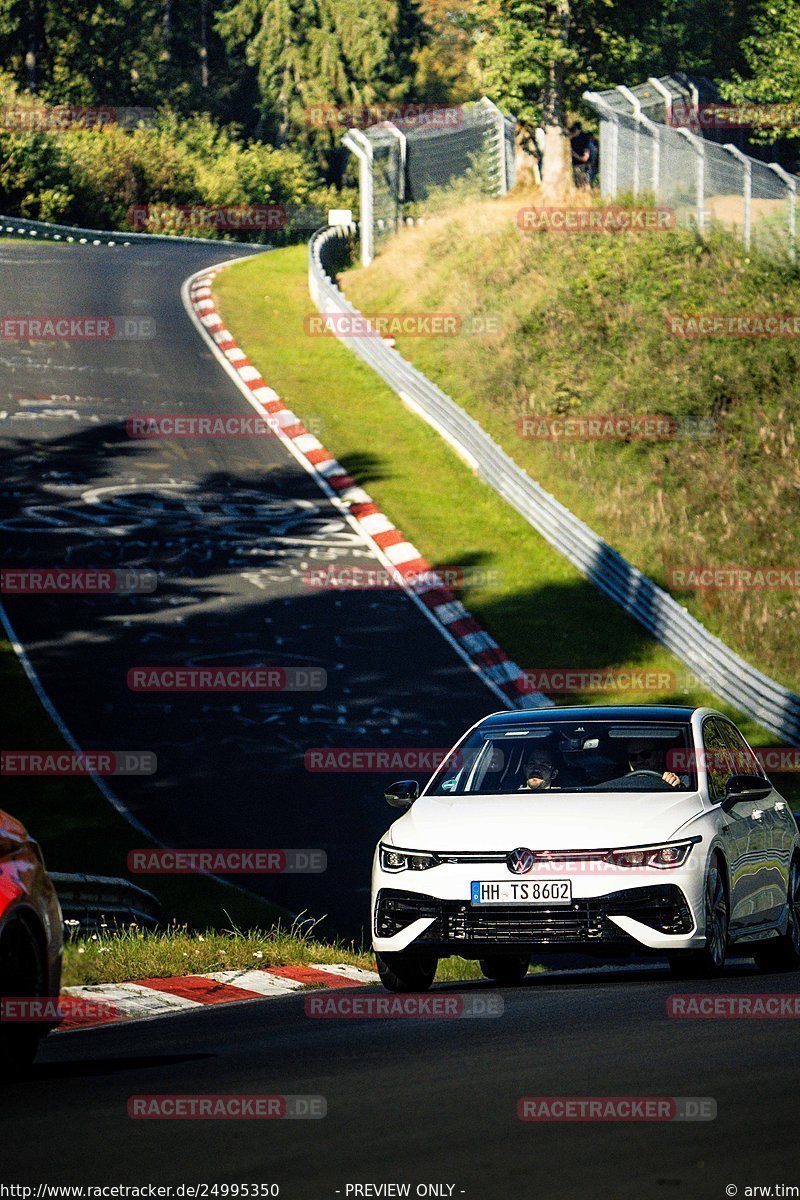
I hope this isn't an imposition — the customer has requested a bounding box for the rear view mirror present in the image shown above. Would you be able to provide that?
[384,779,420,808]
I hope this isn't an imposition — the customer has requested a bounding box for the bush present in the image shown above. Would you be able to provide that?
[0,72,350,240]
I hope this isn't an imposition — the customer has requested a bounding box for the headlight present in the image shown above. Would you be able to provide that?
[379,845,440,873]
[605,840,697,870]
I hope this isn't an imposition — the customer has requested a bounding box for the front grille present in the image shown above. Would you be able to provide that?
[375,885,693,945]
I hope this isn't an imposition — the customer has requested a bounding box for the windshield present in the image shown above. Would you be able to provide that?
[428,720,697,795]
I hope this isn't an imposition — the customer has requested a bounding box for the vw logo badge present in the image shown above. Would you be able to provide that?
[508,847,536,875]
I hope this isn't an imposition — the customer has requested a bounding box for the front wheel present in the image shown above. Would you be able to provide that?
[479,955,530,986]
[375,951,437,993]
[754,858,800,973]
[668,857,728,979]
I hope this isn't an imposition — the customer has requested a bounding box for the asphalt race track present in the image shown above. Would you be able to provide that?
[4,962,798,1198]
[0,241,498,933]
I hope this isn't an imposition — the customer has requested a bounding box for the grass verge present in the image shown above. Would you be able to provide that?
[61,925,485,988]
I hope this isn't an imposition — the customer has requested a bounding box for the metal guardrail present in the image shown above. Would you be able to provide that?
[50,873,161,933]
[0,213,250,246]
[308,224,800,743]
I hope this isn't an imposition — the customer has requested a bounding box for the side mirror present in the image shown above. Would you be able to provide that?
[384,779,419,808]
[722,773,771,807]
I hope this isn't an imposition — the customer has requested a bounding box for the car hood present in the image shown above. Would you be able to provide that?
[386,790,704,851]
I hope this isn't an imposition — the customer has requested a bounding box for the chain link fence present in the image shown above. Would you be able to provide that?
[584,76,799,263]
[343,98,516,265]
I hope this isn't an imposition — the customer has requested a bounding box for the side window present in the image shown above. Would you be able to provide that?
[718,721,765,779]
[702,719,735,802]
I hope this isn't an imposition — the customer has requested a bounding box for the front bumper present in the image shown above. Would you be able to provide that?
[372,882,700,956]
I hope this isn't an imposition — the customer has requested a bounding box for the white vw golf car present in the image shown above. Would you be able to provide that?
[371,706,800,991]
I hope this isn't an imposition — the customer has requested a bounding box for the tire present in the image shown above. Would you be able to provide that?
[668,856,729,979]
[479,955,530,986]
[754,857,800,973]
[375,952,437,993]
[0,914,48,1076]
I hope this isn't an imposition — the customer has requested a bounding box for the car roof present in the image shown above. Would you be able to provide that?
[478,705,696,728]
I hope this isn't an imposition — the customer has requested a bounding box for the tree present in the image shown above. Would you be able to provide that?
[0,0,256,126]
[218,0,425,177]
[472,0,585,196]
[720,0,800,143]
[413,0,477,103]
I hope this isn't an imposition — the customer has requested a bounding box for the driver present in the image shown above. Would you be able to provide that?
[522,750,557,791]
[627,740,681,788]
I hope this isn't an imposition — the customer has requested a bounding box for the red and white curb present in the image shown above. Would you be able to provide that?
[184,265,548,711]
[58,963,378,1031]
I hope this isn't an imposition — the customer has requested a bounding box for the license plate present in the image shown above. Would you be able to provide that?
[471,880,572,905]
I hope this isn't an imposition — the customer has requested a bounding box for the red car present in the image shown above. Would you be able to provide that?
[0,810,63,1071]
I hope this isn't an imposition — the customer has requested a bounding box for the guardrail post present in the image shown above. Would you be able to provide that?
[766,162,798,265]
[677,127,705,230]
[723,144,752,251]
[342,129,374,266]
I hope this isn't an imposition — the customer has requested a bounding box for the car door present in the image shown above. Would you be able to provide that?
[718,720,787,927]
[702,717,761,935]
